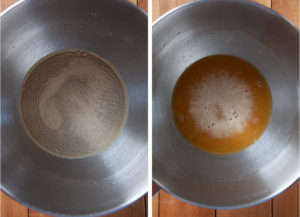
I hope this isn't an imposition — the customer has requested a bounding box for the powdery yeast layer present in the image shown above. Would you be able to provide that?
[19,49,128,159]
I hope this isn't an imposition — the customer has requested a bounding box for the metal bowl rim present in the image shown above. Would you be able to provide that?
[1,185,147,217]
[0,0,148,18]
[153,174,299,209]
[152,0,300,34]
[153,0,299,209]
[1,0,148,216]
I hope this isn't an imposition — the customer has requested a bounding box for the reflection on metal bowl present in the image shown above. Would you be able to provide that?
[1,0,147,216]
[153,0,299,209]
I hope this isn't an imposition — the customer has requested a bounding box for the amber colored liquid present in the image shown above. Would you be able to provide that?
[172,55,272,154]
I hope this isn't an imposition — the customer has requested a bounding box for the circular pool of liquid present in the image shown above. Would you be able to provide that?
[172,55,272,154]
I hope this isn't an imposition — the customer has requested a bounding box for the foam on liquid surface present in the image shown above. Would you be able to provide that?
[189,72,253,138]
[172,55,272,154]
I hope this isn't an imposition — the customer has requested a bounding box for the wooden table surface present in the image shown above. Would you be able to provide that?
[0,0,147,217]
[152,0,299,217]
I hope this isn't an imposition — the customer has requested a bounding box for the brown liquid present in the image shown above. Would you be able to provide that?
[172,55,272,154]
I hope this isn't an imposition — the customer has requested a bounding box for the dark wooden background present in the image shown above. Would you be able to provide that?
[0,0,148,216]
[152,0,299,216]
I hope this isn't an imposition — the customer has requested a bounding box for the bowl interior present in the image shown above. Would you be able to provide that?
[1,0,147,216]
[153,0,299,208]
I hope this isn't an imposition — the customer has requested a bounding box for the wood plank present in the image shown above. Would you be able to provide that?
[153,0,271,21]
[273,180,299,217]
[153,0,191,21]
[104,197,146,217]
[251,0,271,7]
[157,0,190,19]
[216,201,271,217]
[1,0,18,11]
[153,193,159,217]
[138,0,148,13]
[1,191,28,217]
[152,0,160,21]
[0,0,142,11]
[159,190,215,217]
[128,0,138,6]
[145,195,148,217]
[272,0,299,27]
[28,209,52,217]
[153,182,160,196]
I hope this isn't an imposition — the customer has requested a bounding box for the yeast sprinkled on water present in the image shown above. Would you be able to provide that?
[172,55,272,154]
[189,72,253,139]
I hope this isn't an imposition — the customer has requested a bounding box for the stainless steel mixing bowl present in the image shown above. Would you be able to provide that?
[153,0,299,209]
[1,0,147,216]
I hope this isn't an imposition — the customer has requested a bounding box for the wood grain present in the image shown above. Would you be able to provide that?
[153,182,160,196]
[273,180,299,217]
[152,0,272,21]
[104,197,146,217]
[0,0,147,12]
[1,0,17,11]
[152,0,190,21]
[251,0,271,7]
[272,0,299,27]
[128,0,138,6]
[217,202,271,217]
[145,194,148,217]
[159,190,215,217]
[28,209,52,217]
[1,192,28,217]
[153,194,159,217]
[138,0,148,12]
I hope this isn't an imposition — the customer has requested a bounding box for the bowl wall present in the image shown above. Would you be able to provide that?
[153,0,299,208]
